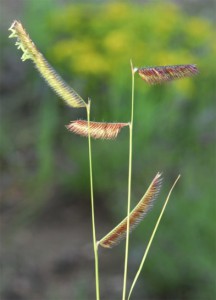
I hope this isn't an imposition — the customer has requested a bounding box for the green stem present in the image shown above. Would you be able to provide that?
[122,60,135,300]
[127,175,181,300]
[86,100,100,300]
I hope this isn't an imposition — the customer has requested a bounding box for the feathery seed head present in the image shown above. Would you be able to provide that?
[98,172,163,248]
[9,20,86,108]
[66,120,129,140]
[138,64,198,84]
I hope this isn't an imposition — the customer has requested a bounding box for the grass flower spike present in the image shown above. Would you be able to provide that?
[66,120,129,139]
[138,64,198,84]
[9,17,199,300]
[97,172,162,248]
[9,20,86,108]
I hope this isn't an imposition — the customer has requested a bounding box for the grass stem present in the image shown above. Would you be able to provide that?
[122,60,135,300]
[127,175,181,300]
[86,100,100,300]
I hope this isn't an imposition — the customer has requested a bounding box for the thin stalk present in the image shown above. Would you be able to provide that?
[127,175,181,300]
[122,60,135,300]
[86,100,100,300]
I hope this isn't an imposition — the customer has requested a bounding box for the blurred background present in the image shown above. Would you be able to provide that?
[0,0,216,299]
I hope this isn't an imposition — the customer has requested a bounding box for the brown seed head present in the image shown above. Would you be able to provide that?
[66,120,129,139]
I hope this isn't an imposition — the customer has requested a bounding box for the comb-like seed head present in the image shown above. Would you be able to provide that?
[138,64,198,84]
[98,172,163,248]
[9,20,86,108]
[66,120,129,140]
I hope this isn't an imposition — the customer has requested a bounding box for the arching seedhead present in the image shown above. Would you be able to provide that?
[9,20,86,108]
[98,172,163,248]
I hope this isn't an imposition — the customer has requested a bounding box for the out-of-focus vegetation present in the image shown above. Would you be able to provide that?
[1,1,215,300]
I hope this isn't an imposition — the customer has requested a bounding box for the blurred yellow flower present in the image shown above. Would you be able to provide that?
[104,3,130,21]
[187,18,211,41]
[48,0,215,101]
[73,52,110,75]
[104,31,131,53]
[154,51,193,66]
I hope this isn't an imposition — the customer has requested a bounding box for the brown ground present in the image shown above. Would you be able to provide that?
[1,200,126,300]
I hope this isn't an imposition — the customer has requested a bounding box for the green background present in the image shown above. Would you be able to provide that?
[1,1,215,299]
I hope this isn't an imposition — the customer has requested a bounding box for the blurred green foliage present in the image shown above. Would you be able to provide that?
[45,1,215,190]
[1,1,216,299]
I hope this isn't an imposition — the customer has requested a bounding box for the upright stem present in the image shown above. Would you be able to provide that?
[86,100,100,300]
[122,60,135,300]
[127,175,181,300]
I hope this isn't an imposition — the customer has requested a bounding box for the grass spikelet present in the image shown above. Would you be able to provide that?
[66,120,129,139]
[8,20,86,108]
[97,172,162,248]
[138,64,198,84]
